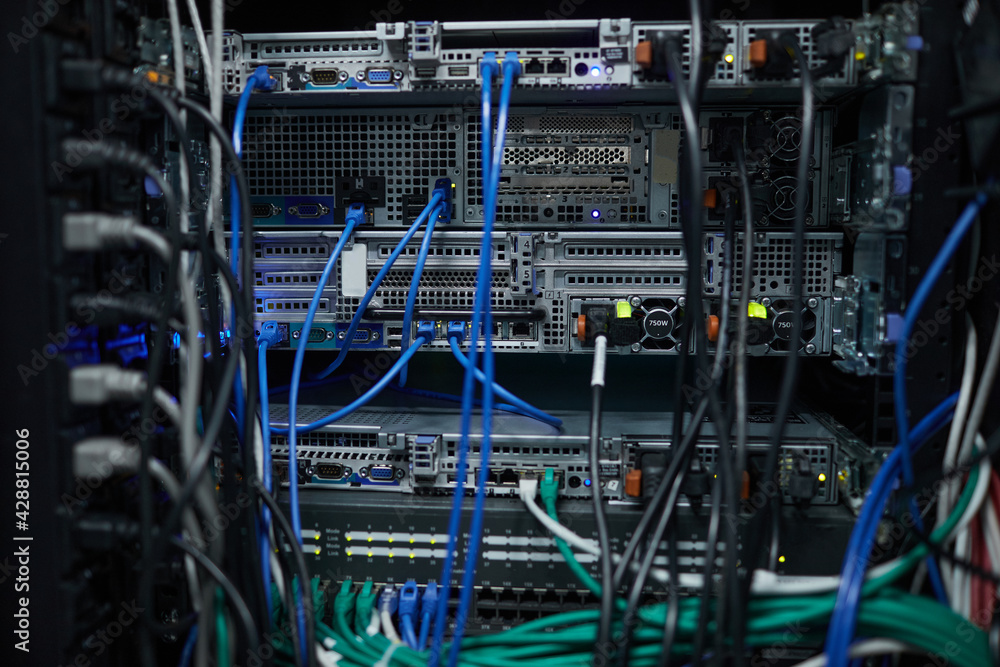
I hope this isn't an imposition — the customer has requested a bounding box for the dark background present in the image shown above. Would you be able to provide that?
[199,0,866,34]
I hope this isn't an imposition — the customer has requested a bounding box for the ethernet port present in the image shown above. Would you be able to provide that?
[496,607,520,622]
[497,469,520,486]
[525,58,545,74]
[497,588,519,607]
[509,322,533,339]
[547,58,568,74]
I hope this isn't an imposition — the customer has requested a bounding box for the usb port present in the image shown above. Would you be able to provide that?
[447,66,470,77]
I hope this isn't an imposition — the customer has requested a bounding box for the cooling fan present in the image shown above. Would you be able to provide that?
[750,172,811,225]
[745,298,816,352]
[638,298,685,351]
[747,111,805,164]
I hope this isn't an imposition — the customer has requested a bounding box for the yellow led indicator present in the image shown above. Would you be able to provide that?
[724,53,734,64]
[367,551,373,558]
[346,550,353,557]
[748,302,768,319]
[430,539,437,545]
[778,555,786,563]
[388,552,394,558]
[616,301,633,319]
[367,536,373,542]
[818,473,827,482]
[388,537,394,543]
[315,534,320,540]
[409,538,415,544]
[855,51,866,61]
[346,536,352,542]
[314,547,321,555]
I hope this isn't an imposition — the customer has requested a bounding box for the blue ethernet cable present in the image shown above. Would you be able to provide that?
[447,51,521,667]
[313,191,447,380]
[388,382,558,426]
[256,321,283,622]
[894,191,988,487]
[418,582,437,651]
[286,202,365,665]
[400,181,454,386]
[429,52,500,667]
[178,624,198,667]
[446,325,562,428]
[399,580,420,649]
[272,323,436,435]
[230,66,276,436]
[825,392,960,667]
[886,190,991,614]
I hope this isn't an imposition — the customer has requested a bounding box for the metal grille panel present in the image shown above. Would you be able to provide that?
[735,236,835,295]
[242,111,460,222]
[371,269,509,290]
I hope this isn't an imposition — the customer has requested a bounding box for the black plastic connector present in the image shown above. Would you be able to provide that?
[640,451,670,505]
[749,31,798,80]
[578,304,612,347]
[811,17,853,77]
[680,458,711,512]
[787,454,818,510]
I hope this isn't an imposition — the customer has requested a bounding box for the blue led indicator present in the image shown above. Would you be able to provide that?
[591,209,601,219]
[584,478,592,487]
[590,66,601,77]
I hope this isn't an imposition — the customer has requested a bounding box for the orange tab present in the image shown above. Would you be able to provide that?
[625,469,642,497]
[704,188,719,209]
[707,315,720,342]
[749,39,768,68]
[635,41,653,69]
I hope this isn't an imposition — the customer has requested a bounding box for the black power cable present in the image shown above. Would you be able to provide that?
[145,88,269,650]
[589,335,615,665]
[737,35,814,659]
[657,524,682,667]
[692,189,737,666]
[254,480,317,667]
[169,536,260,654]
[59,139,181,666]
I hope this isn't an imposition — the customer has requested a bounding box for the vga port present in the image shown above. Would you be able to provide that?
[251,203,280,219]
[366,68,393,83]
[368,465,396,481]
[311,68,340,85]
[288,203,330,219]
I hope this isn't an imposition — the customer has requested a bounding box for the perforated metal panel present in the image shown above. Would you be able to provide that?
[541,296,566,349]
[242,110,460,222]
[465,110,647,223]
[502,146,630,166]
[734,235,837,296]
[370,269,509,290]
[270,405,416,425]
[536,116,633,134]
[256,297,331,314]
[704,233,839,297]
